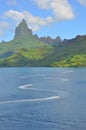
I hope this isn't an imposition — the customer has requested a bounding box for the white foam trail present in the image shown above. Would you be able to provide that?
[60,78,69,81]
[43,77,69,81]
[18,84,33,89]
[43,77,57,80]
[0,96,59,105]
[63,70,74,74]
[18,85,57,92]
[19,87,55,92]
[19,87,46,91]
[20,74,46,78]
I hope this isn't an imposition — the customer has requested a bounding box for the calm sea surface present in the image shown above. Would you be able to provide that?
[0,67,86,130]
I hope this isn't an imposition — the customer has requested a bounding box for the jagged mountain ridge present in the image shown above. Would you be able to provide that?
[40,36,62,45]
[0,19,86,67]
[0,20,51,58]
[14,19,62,45]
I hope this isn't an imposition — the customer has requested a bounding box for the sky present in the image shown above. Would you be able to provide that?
[0,0,86,42]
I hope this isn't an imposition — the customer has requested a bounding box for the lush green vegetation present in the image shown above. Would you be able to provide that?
[0,20,47,57]
[0,20,86,67]
[52,55,86,67]
[0,45,52,67]
[0,37,86,67]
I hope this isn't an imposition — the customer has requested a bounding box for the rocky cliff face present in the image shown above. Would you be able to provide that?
[14,19,32,38]
[40,36,62,45]
[14,19,62,45]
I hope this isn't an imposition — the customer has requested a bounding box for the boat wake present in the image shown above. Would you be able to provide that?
[63,70,74,74]
[18,84,58,93]
[18,84,33,89]
[43,77,69,81]
[20,74,46,79]
[0,96,59,105]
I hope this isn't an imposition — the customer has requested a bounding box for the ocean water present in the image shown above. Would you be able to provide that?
[0,67,86,130]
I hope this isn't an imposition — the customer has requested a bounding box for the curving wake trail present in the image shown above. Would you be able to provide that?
[0,96,59,105]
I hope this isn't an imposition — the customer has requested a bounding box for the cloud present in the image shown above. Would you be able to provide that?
[34,0,74,20]
[77,0,86,6]
[4,10,53,31]
[34,0,49,9]
[4,10,24,21]
[7,0,17,5]
[0,22,10,36]
[3,0,75,32]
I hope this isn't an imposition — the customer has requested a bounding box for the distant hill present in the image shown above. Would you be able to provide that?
[0,19,86,67]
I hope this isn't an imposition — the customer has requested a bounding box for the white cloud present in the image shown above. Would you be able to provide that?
[4,10,54,31]
[7,0,17,5]
[23,11,46,26]
[77,0,86,6]
[4,10,24,21]
[3,0,75,32]
[34,0,49,9]
[34,0,74,20]
[0,22,10,36]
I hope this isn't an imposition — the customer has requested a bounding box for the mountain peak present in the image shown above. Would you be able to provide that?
[21,19,27,24]
[14,19,32,38]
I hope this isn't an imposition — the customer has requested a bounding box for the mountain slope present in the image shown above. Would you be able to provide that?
[35,35,86,67]
[0,19,51,60]
[0,20,86,67]
[52,54,86,67]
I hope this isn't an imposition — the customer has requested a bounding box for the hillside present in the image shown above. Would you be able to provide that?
[0,19,86,67]
[52,55,86,67]
[39,35,86,67]
[0,20,50,56]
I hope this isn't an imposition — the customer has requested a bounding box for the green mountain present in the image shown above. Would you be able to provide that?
[0,19,50,55]
[52,54,86,67]
[0,19,86,67]
[0,19,52,66]
[39,35,86,67]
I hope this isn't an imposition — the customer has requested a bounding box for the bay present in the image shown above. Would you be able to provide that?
[0,67,86,130]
